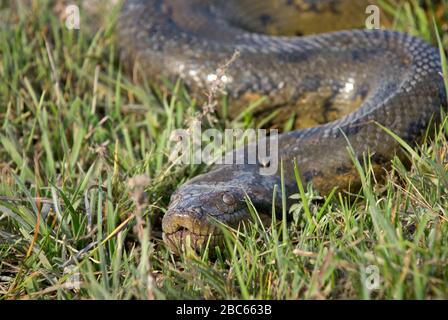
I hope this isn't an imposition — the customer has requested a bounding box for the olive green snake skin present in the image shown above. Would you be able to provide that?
[117,0,447,252]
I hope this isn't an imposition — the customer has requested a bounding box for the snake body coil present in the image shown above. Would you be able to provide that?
[118,0,447,252]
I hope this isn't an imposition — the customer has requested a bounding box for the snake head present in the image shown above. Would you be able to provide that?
[162,183,251,253]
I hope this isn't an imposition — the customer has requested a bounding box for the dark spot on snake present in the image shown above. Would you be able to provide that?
[336,164,352,175]
[404,119,427,142]
[351,50,362,61]
[303,169,324,183]
[322,97,338,123]
[318,87,341,123]
[371,153,387,164]
[354,84,370,101]
[278,50,311,63]
[329,0,343,15]
[356,154,367,165]
[304,2,320,13]
[259,14,273,27]
[302,75,322,92]
[335,123,363,138]
[385,82,398,92]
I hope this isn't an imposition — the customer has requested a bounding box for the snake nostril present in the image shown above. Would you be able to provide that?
[162,209,199,235]
[176,226,189,233]
[169,218,194,234]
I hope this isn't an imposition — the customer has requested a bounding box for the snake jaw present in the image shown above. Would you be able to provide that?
[162,208,250,254]
[162,184,250,253]
[162,228,221,254]
[162,208,207,235]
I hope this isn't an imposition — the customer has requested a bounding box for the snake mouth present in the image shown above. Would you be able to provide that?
[161,208,222,253]
[162,207,250,253]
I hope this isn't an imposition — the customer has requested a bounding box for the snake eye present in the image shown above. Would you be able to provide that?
[222,193,235,206]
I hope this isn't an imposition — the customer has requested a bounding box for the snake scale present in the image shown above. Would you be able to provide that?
[117,0,447,252]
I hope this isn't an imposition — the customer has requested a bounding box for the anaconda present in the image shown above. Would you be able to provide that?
[117,0,447,252]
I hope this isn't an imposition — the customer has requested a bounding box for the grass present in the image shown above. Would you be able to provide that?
[0,0,448,299]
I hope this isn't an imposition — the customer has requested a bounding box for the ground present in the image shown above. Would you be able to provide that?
[0,0,448,299]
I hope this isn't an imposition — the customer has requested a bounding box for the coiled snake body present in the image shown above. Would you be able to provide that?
[118,0,446,252]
